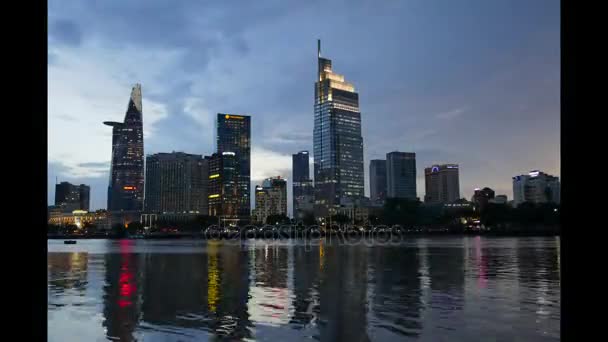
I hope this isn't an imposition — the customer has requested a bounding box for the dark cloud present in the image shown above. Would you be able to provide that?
[50,19,82,46]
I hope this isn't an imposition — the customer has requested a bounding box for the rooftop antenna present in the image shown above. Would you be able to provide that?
[318,39,321,58]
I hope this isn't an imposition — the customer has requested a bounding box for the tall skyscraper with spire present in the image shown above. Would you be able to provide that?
[104,84,145,212]
[313,40,365,218]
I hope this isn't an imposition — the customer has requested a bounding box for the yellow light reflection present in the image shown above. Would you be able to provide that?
[207,242,220,313]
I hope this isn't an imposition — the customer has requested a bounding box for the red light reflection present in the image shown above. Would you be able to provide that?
[117,240,136,308]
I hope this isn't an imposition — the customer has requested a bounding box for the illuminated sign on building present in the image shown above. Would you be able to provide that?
[208,194,220,198]
[529,171,540,177]
[225,114,244,120]
[123,186,136,190]
[209,174,220,179]
[222,152,236,156]
[432,166,439,173]
[447,165,458,169]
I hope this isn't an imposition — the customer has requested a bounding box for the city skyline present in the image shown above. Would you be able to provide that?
[48,0,560,215]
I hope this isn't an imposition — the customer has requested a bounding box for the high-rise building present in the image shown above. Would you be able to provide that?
[424,164,460,204]
[313,40,365,217]
[512,170,560,207]
[215,114,251,224]
[292,151,314,220]
[54,181,90,211]
[369,159,387,203]
[207,152,240,225]
[386,152,417,200]
[143,152,209,214]
[253,177,288,224]
[104,84,145,212]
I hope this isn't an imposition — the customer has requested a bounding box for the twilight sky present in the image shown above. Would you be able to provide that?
[48,0,560,215]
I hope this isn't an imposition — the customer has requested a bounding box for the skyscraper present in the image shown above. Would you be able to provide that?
[55,181,90,211]
[292,151,314,219]
[313,40,364,217]
[386,152,417,200]
[215,114,251,223]
[424,164,460,204]
[104,84,144,212]
[208,152,238,223]
[512,170,560,207]
[143,152,209,214]
[253,176,288,224]
[369,159,387,203]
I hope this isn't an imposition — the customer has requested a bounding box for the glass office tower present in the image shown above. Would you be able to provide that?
[386,152,417,200]
[313,40,365,218]
[104,84,145,212]
[292,151,314,219]
[215,114,251,224]
[369,159,387,203]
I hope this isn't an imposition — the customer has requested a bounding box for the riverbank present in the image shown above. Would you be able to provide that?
[48,230,560,240]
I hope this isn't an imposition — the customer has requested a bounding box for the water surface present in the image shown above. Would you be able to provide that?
[48,237,560,341]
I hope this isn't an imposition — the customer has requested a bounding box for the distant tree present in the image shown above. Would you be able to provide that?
[330,214,351,226]
[368,214,381,226]
[127,221,143,233]
[112,223,127,238]
[47,224,62,234]
[302,212,316,226]
[382,198,421,226]
[266,214,290,225]
[481,203,512,226]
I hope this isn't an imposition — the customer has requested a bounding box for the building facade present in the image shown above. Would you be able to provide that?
[215,114,251,224]
[104,84,145,212]
[369,159,387,203]
[512,171,560,207]
[292,151,314,220]
[208,152,241,225]
[48,209,110,230]
[386,152,417,200]
[424,164,460,204]
[313,40,365,218]
[144,152,209,214]
[253,177,288,224]
[54,181,90,211]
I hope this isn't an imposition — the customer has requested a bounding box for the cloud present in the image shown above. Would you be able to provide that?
[264,131,312,145]
[183,97,214,130]
[50,19,82,46]
[144,100,169,137]
[77,161,110,169]
[435,107,467,120]
[251,147,292,182]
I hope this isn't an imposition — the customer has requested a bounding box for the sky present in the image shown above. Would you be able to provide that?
[48,0,560,215]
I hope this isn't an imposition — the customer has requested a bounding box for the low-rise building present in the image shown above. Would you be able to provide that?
[48,209,110,230]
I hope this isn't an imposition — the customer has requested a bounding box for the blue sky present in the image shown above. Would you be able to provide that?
[48,0,560,215]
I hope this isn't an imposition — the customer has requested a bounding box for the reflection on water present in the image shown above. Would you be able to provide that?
[48,237,560,341]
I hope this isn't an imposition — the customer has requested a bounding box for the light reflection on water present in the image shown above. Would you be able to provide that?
[48,237,560,341]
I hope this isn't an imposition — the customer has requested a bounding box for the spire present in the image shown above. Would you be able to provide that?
[129,83,142,114]
[317,39,321,58]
